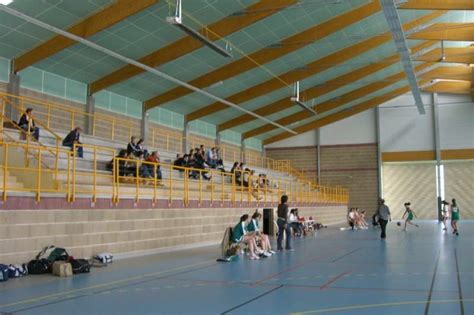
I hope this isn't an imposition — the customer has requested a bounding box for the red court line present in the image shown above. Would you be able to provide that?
[251,247,346,287]
[320,271,352,290]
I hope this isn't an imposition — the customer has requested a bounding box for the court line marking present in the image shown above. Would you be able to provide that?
[0,259,216,310]
[424,250,440,315]
[220,285,284,314]
[290,299,474,314]
[319,271,351,290]
[455,248,465,315]
[331,248,360,263]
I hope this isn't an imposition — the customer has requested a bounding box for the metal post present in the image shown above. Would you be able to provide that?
[375,107,383,199]
[432,93,443,221]
[140,103,148,145]
[316,128,321,185]
[182,120,189,154]
[85,93,95,135]
[6,61,20,121]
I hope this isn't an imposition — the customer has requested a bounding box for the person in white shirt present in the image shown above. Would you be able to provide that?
[288,209,303,237]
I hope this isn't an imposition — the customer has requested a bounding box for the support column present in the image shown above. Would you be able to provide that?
[6,61,20,121]
[85,93,95,135]
[241,138,246,164]
[140,103,149,145]
[432,93,443,221]
[375,107,382,199]
[315,128,321,185]
[182,120,189,154]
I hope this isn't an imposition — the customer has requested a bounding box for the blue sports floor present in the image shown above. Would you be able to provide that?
[1,221,472,314]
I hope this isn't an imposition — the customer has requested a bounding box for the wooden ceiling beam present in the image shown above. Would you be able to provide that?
[14,0,159,73]
[220,41,435,132]
[186,10,445,122]
[408,23,474,41]
[89,0,298,94]
[263,81,430,145]
[414,46,474,64]
[144,1,381,110]
[400,0,474,10]
[421,80,473,94]
[419,66,473,81]
[243,63,432,139]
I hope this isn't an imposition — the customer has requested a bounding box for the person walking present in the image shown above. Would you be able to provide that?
[450,198,460,236]
[441,200,450,231]
[277,195,292,251]
[376,198,391,239]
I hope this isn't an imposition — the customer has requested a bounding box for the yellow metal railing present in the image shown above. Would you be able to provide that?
[0,137,349,204]
[0,92,136,142]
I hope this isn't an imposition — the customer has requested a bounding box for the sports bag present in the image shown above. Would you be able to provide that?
[27,259,51,274]
[93,253,113,264]
[8,264,28,278]
[52,261,73,277]
[37,246,69,263]
[70,259,91,274]
[0,264,9,282]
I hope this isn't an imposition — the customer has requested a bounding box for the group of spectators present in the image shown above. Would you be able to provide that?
[173,145,225,180]
[107,136,163,182]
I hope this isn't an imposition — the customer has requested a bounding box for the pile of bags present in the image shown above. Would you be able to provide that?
[0,246,113,282]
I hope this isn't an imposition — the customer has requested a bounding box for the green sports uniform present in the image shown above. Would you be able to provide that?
[451,206,460,221]
[407,211,414,221]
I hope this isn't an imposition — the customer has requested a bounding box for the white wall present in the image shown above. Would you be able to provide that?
[265,130,316,148]
[320,109,376,145]
[438,94,474,150]
[265,92,473,151]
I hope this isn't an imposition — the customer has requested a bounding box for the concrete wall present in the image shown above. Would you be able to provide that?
[0,205,347,264]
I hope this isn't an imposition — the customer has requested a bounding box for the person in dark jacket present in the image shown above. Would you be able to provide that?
[18,108,39,140]
[277,195,292,251]
[62,127,83,158]
[126,136,142,157]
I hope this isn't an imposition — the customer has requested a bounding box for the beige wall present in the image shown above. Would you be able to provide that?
[267,144,379,214]
[444,160,474,219]
[382,162,437,219]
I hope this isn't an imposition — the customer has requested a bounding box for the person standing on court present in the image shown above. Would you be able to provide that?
[277,195,292,251]
[376,198,391,239]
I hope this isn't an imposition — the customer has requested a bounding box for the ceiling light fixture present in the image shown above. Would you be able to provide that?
[291,81,317,116]
[167,0,232,58]
[0,0,13,5]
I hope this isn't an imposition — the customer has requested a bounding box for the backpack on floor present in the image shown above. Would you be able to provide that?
[0,264,9,282]
[69,259,91,274]
[27,259,51,274]
[37,246,69,263]
[93,253,113,264]
[7,264,28,278]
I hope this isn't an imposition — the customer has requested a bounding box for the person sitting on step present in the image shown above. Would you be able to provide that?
[18,108,39,141]
[62,127,83,158]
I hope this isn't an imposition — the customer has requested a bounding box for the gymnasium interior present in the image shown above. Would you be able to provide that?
[0,0,472,314]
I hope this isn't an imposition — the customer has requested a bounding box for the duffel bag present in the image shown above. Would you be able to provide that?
[8,264,28,278]
[93,253,113,264]
[70,259,91,274]
[0,264,9,282]
[27,259,51,274]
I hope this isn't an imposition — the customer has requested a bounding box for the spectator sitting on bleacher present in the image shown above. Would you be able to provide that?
[18,108,39,141]
[193,148,212,181]
[126,136,142,157]
[215,148,225,172]
[206,147,217,168]
[231,162,242,185]
[174,154,185,170]
[231,214,261,260]
[145,151,162,180]
[136,138,148,158]
[62,127,83,158]
[107,149,130,179]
